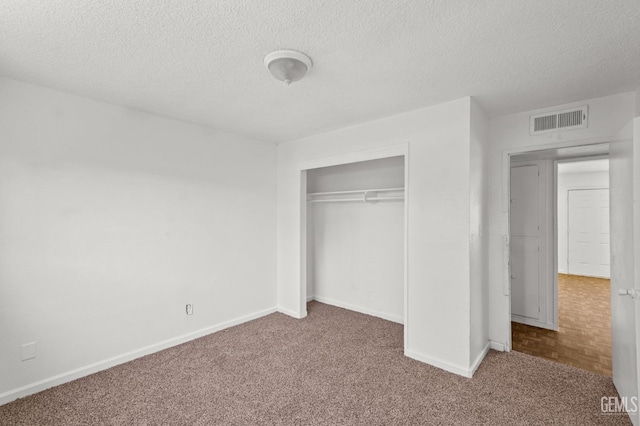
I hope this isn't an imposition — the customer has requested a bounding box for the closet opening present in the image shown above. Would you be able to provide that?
[299,148,408,348]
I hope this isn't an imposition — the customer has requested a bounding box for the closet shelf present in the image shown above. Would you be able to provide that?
[309,196,403,203]
[307,187,404,197]
[307,187,404,203]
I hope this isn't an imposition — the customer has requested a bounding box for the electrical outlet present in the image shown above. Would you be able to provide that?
[21,342,37,361]
[186,304,193,315]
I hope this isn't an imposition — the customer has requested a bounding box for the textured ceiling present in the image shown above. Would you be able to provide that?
[1,1,639,143]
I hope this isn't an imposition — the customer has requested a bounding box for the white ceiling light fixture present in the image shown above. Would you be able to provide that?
[264,50,313,85]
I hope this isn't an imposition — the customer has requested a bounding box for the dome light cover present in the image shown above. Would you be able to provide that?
[264,50,313,85]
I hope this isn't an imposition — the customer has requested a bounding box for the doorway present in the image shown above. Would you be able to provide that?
[297,144,409,349]
[503,120,638,424]
[510,155,612,375]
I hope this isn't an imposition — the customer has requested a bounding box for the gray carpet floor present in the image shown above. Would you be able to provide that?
[0,301,631,425]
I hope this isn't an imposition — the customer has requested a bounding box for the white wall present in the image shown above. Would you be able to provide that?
[307,156,405,193]
[0,77,277,402]
[488,92,636,349]
[306,157,404,323]
[469,99,491,366]
[278,97,484,377]
[557,170,609,274]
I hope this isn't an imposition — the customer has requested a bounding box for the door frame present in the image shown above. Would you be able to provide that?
[297,144,409,350]
[502,137,612,351]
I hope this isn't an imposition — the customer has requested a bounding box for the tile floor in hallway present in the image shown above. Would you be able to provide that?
[511,273,612,376]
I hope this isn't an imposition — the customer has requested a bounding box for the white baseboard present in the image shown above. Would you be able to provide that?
[406,342,490,379]
[0,306,277,406]
[276,306,307,319]
[306,295,314,302]
[405,350,472,378]
[489,341,505,352]
[312,295,404,324]
[511,315,556,331]
[469,342,490,377]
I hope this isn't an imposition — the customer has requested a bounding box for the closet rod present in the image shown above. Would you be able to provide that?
[308,196,404,203]
[307,187,404,197]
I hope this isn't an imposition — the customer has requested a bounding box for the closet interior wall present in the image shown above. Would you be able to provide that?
[306,156,405,323]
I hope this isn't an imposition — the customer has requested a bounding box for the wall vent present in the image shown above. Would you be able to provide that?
[529,105,588,135]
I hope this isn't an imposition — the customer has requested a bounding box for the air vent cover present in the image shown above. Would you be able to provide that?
[530,105,588,135]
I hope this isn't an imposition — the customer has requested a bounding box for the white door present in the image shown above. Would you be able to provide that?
[610,127,638,423]
[567,189,610,278]
[510,164,540,321]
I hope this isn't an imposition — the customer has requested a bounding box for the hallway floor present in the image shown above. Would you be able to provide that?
[512,273,612,376]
